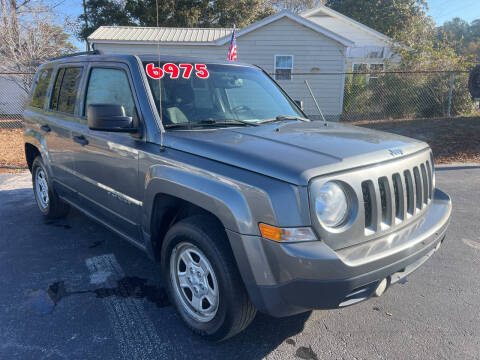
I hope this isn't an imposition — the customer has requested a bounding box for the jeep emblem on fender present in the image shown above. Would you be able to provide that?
[389,148,403,156]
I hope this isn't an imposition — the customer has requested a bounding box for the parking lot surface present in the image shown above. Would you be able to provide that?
[0,166,479,360]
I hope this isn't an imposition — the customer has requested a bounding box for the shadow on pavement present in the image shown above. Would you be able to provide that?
[172,310,314,359]
[1,185,313,359]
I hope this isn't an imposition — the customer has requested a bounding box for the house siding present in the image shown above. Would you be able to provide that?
[0,77,27,116]
[305,14,394,73]
[94,17,346,118]
[305,14,389,47]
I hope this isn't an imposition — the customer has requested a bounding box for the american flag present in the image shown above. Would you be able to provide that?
[227,27,237,61]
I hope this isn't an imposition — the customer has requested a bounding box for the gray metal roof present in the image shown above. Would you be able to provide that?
[88,26,234,43]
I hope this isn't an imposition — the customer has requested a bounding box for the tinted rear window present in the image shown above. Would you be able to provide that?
[30,69,52,108]
[50,67,83,114]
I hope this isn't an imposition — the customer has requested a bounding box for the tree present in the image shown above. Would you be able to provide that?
[0,0,76,93]
[207,0,275,27]
[437,17,480,61]
[77,0,275,41]
[437,18,472,55]
[324,0,478,71]
[269,0,325,13]
[325,0,430,41]
[77,0,135,42]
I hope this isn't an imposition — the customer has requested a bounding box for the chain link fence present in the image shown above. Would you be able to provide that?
[338,70,477,122]
[0,72,33,129]
[1,70,478,130]
[267,69,477,121]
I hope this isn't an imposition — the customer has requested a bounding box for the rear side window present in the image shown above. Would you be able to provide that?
[84,68,136,117]
[30,69,52,108]
[50,67,83,114]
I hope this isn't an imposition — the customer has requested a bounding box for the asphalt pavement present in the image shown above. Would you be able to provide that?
[0,166,479,360]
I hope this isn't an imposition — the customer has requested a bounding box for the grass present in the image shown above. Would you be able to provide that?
[0,129,27,173]
[1,117,479,173]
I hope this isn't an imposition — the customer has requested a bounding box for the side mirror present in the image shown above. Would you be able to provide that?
[87,104,137,133]
[294,100,304,111]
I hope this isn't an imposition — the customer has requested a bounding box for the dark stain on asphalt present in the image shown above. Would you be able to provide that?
[92,277,170,308]
[26,277,169,315]
[45,220,71,229]
[296,345,318,360]
[88,240,104,249]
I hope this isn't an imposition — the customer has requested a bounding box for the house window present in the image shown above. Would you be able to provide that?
[369,63,384,72]
[352,63,368,72]
[352,63,384,72]
[274,55,293,81]
[352,63,384,83]
[369,63,385,82]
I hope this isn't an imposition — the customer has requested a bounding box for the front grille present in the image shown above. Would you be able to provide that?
[310,149,434,250]
[361,158,433,235]
[362,181,373,228]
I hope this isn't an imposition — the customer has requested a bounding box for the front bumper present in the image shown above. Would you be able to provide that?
[227,188,452,317]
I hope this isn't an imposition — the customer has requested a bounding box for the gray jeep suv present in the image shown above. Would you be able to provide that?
[24,52,452,341]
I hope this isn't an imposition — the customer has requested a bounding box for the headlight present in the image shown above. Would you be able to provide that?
[314,181,349,228]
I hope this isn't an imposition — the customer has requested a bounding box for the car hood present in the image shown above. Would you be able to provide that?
[165,121,429,185]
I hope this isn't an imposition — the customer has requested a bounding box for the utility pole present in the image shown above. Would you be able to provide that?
[82,0,90,50]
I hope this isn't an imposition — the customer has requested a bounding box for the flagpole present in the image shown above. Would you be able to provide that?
[227,24,236,60]
[228,24,236,60]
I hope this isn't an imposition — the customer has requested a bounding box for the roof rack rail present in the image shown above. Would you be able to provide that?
[49,50,101,61]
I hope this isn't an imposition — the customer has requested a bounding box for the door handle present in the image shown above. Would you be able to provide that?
[73,135,89,146]
[40,124,51,133]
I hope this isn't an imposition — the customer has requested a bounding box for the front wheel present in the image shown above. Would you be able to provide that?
[161,216,256,341]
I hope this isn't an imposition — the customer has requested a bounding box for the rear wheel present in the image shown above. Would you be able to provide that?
[32,156,70,219]
[161,215,256,341]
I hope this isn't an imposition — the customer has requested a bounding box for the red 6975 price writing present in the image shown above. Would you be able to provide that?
[145,63,209,80]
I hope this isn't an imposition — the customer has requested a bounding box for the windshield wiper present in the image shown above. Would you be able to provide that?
[163,123,193,129]
[164,118,258,129]
[257,115,310,124]
[198,118,259,126]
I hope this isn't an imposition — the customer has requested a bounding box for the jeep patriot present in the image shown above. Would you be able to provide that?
[23,52,452,341]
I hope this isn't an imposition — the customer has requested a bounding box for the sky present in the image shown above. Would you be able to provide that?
[427,0,480,24]
[51,0,480,50]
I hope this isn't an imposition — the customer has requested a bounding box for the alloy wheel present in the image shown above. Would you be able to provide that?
[35,167,49,209]
[170,242,219,323]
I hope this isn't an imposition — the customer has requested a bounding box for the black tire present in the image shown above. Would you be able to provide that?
[161,215,256,341]
[32,156,70,219]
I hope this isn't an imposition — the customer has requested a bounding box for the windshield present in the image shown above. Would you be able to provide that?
[143,62,304,128]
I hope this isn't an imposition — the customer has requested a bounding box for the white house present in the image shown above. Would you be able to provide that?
[301,5,394,73]
[88,6,394,119]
